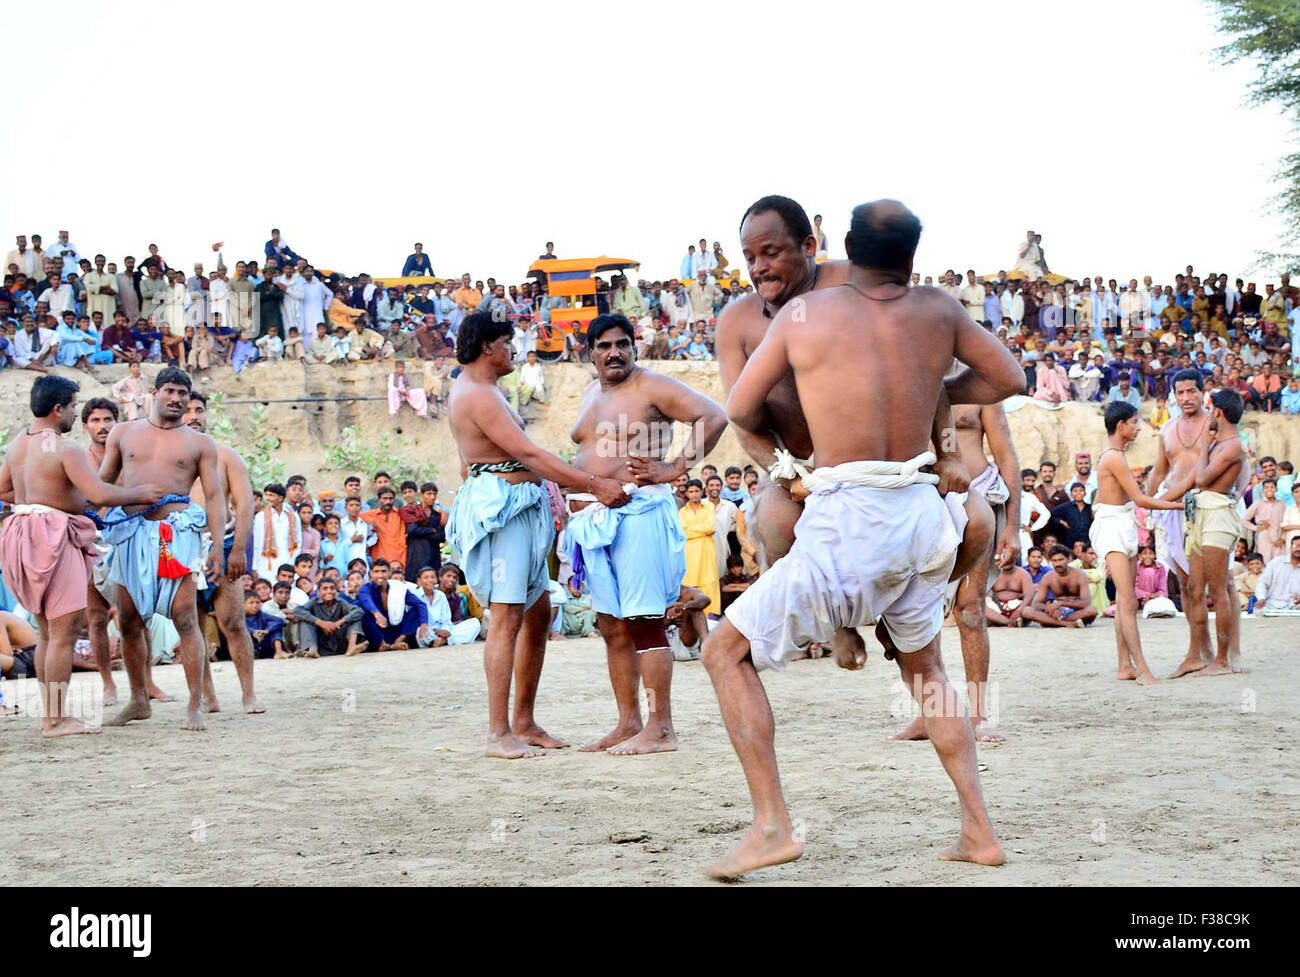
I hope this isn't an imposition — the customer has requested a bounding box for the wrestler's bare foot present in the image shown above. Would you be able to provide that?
[607,724,677,756]
[938,832,1006,866]
[831,627,867,671]
[707,823,804,881]
[515,723,568,749]
[1135,670,1160,686]
[1197,659,1235,677]
[243,695,266,714]
[106,697,152,725]
[182,706,207,731]
[973,721,1005,743]
[389,639,409,651]
[890,716,929,741]
[148,683,173,702]
[1117,666,1138,680]
[42,717,102,737]
[102,681,118,707]
[579,722,642,752]
[273,650,291,659]
[344,641,368,657]
[202,696,221,713]
[1167,655,1208,679]
[485,732,544,759]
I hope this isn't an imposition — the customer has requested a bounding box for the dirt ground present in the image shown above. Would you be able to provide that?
[2,616,1295,886]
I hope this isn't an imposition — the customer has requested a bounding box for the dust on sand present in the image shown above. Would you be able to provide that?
[2,618,1295,885]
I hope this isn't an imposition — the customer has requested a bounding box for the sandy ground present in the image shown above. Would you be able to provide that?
[1,616,1296,886]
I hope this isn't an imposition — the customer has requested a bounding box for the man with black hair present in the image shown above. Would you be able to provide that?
[357,558,425,651]
[81,396,126,706]
[716,195,994,671]
[1150,368,1213,677]
[98,366,227,731]
[1180,389,1249,676]
[447,311,630,759]
[1093,401,1184,685]
[563,313,726,756]
[184,390,262,713]
[0,376,163,735]
[705,199,1021,879]
[252,481,300,578]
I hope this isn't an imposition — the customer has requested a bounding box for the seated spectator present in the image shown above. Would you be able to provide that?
[718,554,755,613]
[666,325,689,360]
[255,323,284,361]
[111,361,153,421]
[357,558,426,651]
[1032,351,1070,403]
[438,564,485,640]
[244,591,287,659]
[425,355,453,417]
[402,243,434,278]
[1281,376,1300,415]
[1020,545,1099,628]
[686,329,711,360]
[160,323,186,366]
[1238,553,1266,613]
[291,576,366,656]
[665,585,712,662]
[186,324,213,382]
[102,311,142,363]
[330,325,356,362]
[986,564,1035,627]
[388,360,428,417]
[1248,364,1282,412]
[1133,544,1168,609]
[412,566,479,646]
[560,576,596,637]
[284,325,304,361]
[1107,372,1142,408]
[1256,537,1300,613]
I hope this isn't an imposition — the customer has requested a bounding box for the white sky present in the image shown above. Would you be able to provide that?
[2,0,1290,286]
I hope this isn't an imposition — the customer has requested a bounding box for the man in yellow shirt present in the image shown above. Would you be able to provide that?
[83,253,118,322]
[452,273,482,313]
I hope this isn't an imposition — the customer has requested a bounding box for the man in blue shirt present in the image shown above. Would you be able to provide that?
[402,243,434,277]
[356,558,426,651]
[245,592,286,659]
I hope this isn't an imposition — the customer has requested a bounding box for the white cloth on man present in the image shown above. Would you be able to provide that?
[277,273,305,335]
[1091,500,1138,559]
[726,453,960,670]
[1014,241,1043,279]
[414,586,480,646]
[712,496,738,575]
[250,505,302,576]
[1256,555,1300,612]
[300,277,333,333]
[207,277,230,328]
[12,327,59,366]
[1020,490,1050,553]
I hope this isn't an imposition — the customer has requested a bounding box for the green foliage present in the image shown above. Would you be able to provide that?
[207,392,285,488]
[1211,0,1300,264]
[321,426,438,486]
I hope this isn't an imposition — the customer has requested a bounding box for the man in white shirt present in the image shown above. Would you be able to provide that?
[251,483,303,577]
[277,267,305,336]
[338,496,374,569]
[1018,468,1051,554]
[413,567,480,645]
[37,274,75,317]
[300,265,333,333]
[49,230,81,280]
[960,269,985,321]
[11,314,59,372]
[5,234,38,279]
[518,349,546,401]
[1255,537,1300,612]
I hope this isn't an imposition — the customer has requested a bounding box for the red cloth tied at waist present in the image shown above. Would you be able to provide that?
[156,522,191,579]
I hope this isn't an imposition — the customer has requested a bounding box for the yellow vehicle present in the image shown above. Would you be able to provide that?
[527,255,640,356]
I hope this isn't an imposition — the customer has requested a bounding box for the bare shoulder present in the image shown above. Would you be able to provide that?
[715,294,766,343]
[811,260,852,289]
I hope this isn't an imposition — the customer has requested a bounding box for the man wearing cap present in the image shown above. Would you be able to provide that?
[185,264,209,328]
[50,231,81,280]
[686,269,721,324]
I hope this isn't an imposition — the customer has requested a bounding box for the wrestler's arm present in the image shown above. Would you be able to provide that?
[224,449,253,579]
[0,456,12,504]
[1149,432,1171,491]
[471,388,628,504]
[1110,454,1182,509]
[1195,440,1245,491]
[63,445,159,508]
[98,426,124,484]
[197,436,227,576]
[947,310,1026,404]
[726,312,789,432]
[715,304,782,467]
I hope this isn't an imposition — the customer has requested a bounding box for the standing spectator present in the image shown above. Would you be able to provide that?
[84,254,117,321]
[300,266,332,335]
[1049,482,1094,549]
[611,274,647,320]
[679,479,720,615]
[185,263,209,327]
[679,244,701,280]
[361,487,406,567]
[705,475,738,581]
[402,243,434,277]
[339,496,374,569]
[111,362,153,420]
[252,483,302,577]
[276,265,305,336]
[686,269,721,324]
[401,483,444,576]
[1245,479,1287,563]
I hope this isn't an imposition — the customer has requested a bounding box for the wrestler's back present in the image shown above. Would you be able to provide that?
[447,374,540,486]
[4,432,90,513]
[781,285,961,468]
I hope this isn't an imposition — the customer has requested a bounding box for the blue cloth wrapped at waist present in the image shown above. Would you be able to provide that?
[559,484,685,618]
[105,500,207,621]
[446,475,552,604]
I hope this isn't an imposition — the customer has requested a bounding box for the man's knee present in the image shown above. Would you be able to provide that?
[701,619,746,677]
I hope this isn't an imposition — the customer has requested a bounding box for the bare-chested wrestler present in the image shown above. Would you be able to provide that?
[715,195,991,670]
[446,311,629,759]
[564,313,726,755]
[703,200,1022,879]
[1181,389,1249,676]
[0,376,163,736]
[98,367,227,731]
[985,565,1034,627]
[81,396,123,706]
[184,389,261,713]
[1149,369,1214,677]
[892,387,1021,742]
[1020,545,1099,628]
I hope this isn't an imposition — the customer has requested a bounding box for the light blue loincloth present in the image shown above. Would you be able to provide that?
[105,502,207,622]
[560,483,685,619]
[447,475,554,609]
